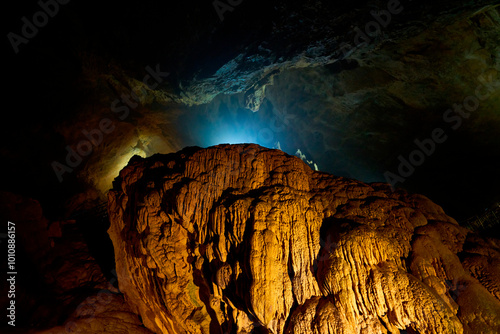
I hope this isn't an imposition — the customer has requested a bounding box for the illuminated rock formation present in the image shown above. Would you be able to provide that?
[108,144,500,333]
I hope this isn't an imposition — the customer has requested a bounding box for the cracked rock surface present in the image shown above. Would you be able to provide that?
[108,144,500,333]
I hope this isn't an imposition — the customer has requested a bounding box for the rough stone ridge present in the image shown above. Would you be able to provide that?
[107,144,500,334]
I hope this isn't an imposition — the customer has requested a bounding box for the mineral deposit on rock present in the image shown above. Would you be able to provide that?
[108,144,500,334]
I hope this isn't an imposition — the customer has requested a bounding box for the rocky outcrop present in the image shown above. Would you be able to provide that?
[177,1,499,111]
[108,144,500,333]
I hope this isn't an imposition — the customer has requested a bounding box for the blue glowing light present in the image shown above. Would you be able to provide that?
[206,123,258,146]
[179,104,285,150]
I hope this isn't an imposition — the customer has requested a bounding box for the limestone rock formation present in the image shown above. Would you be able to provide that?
[108,144,500,333]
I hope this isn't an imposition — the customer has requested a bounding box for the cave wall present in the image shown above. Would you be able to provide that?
[2,1,500,332]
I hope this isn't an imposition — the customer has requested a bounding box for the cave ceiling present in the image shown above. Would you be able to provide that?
[3,0,500,220]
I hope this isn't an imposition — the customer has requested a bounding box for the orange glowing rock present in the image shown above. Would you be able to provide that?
[108,144,500,334]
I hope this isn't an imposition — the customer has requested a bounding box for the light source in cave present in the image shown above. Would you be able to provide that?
[208,128,256,145]
[182,100,287,149]
[98,147,147,194]
[205,120,260,147]
[115,147,147,171]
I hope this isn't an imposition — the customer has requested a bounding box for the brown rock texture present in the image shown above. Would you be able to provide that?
[107,144,500,333]
[0,192,153,333]
[35,293,154,334]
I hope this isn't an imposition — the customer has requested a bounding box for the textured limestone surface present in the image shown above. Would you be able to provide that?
[108,144,500,333]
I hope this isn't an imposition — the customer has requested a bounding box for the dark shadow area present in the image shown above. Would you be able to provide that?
[70,202,116,282]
